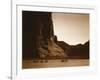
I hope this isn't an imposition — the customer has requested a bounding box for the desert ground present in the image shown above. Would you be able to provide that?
[22,59,89,69]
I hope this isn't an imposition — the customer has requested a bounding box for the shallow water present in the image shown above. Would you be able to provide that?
[22,59,89,69]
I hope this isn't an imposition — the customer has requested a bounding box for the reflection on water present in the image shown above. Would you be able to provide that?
[22,59,89,69]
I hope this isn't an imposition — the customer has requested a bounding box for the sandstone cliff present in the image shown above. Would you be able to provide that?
[22,11,67,59]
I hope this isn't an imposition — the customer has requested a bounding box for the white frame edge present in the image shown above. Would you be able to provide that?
[11,1,97,80]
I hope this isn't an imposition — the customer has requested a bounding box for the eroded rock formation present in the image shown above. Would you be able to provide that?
[22,11,67,59]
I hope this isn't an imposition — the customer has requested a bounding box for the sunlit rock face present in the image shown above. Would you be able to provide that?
[22,11,67,59]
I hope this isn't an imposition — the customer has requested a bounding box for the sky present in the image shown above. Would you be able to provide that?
[52,13,89,45]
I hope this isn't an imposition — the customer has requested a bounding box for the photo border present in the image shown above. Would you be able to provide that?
[11,2,97,80]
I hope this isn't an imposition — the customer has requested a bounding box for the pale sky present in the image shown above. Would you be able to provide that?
[52,13,89,45]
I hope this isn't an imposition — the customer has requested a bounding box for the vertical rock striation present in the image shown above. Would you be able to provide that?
[22,11,67,59]
[34,12,67,59]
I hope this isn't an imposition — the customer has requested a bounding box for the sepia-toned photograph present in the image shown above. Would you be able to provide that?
[22,11,89,69]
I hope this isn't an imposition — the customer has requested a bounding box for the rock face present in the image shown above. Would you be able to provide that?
[22,11,67,59]
[58,41,89,59]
